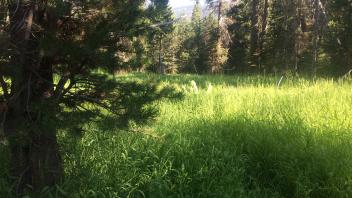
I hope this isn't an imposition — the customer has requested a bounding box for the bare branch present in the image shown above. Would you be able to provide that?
[54,56,90,99]
[64,92,116,113]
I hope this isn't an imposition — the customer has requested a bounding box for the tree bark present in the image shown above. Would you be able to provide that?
[258,0,269,72]
[250,0,259,70]
[159,34,165,74]
[5,117,63,194]
[217,0,222,29]
[5,1,63,195]
[312,0,319,76]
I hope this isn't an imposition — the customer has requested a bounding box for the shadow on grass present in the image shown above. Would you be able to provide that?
[56,115,352,197]
[0,79,184,198]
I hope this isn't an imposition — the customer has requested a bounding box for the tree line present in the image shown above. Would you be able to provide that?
[117,0,351,77]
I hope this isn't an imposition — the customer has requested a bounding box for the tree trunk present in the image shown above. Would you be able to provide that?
[294,0,302,74]
[312,0,319,76]
[211,0,223,74]
[159,34,165,74]
[5,1,63,195]
[217,0,222,29]
[250,0,259,70]
[258,0,269,72]
[5,119,63,195]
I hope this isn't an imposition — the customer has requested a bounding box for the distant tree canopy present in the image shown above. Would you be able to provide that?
[128,0,351,76]
[226,0,351,76]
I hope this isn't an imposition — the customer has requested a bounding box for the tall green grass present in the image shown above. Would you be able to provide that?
[1,74,352,197]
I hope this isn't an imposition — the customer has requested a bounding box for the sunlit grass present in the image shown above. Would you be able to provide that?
[1,74,352,197]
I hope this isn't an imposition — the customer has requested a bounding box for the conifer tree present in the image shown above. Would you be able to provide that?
[324,0,351,75]
[146,0,174,73]
[0,0,172,194]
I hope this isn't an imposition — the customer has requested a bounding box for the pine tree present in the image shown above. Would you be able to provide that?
[206,0,231,73]
[324,0,351,75]
[0,0,168,193]
[191,0,204,73]
[227,0,250,73]
[146,0,174,74]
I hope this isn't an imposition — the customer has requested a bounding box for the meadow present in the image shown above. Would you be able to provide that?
[1,73,352,197]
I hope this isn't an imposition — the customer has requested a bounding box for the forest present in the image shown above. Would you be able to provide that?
[0,0,352,197]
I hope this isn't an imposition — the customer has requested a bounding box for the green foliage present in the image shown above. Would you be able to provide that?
[56,73,184,133]
[324,0,352,75]
[1,0,352,195]
[0,1,184,194]
[143,0,175,72]
[223,0,352,76]
[2,74,352,197]
[226,1,250,73]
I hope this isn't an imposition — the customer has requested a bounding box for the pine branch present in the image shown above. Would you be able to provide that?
[0,72,9,99]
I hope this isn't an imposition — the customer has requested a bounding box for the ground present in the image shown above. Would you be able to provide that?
[1,73,352,197]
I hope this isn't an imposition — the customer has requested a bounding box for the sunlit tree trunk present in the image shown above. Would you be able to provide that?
[312,0,319,76]
[159,34,165,74]
[250,0,259,71]
[258,0,269,73]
